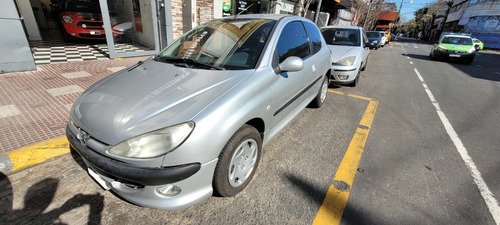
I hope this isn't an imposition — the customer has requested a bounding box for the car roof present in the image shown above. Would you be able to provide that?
[443,34,471,39]
[321,25,363,30]
[227,14,297,21]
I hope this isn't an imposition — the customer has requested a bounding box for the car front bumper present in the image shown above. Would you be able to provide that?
[329,65,358,84]
[66,125,217,210]
[432,50,475,60]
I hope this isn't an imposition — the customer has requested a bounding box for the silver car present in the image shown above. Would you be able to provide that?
[321,26,370,87]
[66,14,331,210]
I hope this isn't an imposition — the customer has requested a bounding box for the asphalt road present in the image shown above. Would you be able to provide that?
[1,38,499,224]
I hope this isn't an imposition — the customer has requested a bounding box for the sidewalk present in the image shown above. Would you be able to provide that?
[0,56,148,174]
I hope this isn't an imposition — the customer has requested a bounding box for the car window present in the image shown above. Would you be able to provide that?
[321,28,360,47]
[303,21,322,54]
[441,36,473,45]
[157,19,276,70]
[366,32,379,38]
[64,0,101,13]
[276,21,311,63]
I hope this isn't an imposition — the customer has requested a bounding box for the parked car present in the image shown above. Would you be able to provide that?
[429,33,476,64]
[321,25,369,87]
[472,38,484,51]
[366,31,384,49]
[57,0,115,40]
[379,31,387,47]
[66,14,331,210]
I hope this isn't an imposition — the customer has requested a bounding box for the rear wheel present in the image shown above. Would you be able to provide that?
[213,125,261,197]
[309,75,328,108]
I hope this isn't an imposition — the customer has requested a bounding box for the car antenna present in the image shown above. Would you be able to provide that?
[235,3,254,19]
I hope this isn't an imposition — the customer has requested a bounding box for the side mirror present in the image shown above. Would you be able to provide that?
[279,56,303,73]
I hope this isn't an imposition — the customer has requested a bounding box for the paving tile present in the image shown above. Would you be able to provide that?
[46,85,84,97]
[61,71,92,79]
[0,105,21,119]
[107,66,126,72]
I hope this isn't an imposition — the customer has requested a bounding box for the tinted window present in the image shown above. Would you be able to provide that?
[277,21,311,63]
[304,21,322,54]
[441,36,472,45]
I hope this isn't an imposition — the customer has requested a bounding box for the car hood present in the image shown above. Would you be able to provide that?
[70,59,253,145]
[440,43,474,51]
[327,45,362,63]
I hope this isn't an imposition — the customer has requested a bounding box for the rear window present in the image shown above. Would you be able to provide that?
[321,28,360,46]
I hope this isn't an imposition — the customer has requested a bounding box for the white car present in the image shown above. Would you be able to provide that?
[379,31,387,47]
[321,25,370,86]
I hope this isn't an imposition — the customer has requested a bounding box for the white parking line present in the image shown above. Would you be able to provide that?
[495,72,500,75]
[475,64,483,68]
[410,61,413,65]
[413,68,500,225]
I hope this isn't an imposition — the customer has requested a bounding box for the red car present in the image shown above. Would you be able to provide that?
[58,0,116,40]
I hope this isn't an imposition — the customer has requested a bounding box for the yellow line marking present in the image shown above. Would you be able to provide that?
[313,91,378,225]
[8,136,70,171]
[328,90,345,95]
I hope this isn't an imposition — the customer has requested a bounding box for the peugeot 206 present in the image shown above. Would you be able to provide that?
[66,14,331,210]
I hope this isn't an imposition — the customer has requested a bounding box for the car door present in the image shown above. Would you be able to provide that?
[269,20,315,132]
[361,29,370,65]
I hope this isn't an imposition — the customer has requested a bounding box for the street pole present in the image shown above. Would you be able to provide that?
[314,0,323,24]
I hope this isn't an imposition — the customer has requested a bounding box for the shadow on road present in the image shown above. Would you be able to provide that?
[285,173,385,225]
[0,172,104,224]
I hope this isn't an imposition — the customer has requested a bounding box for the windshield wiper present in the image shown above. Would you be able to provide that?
[157,57,224,70]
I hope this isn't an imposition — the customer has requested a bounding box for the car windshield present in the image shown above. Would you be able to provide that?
[321,28,360,46]
[63,0,101,13]
[156,19,276,70]
[366,32,380,38]
[441,36,473,45]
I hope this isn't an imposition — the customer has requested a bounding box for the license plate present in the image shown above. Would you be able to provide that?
[449,54,460,57]
[88,167,111,190]
[90,30,101,35]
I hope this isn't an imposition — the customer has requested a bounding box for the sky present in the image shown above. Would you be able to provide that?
[388,0,439,22]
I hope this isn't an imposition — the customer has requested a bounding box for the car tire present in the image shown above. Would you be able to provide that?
[309,75,328,108]
[349,70,360,87]
[213,125,262,197]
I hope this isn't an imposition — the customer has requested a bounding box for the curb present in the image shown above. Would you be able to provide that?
[0,136,70,174]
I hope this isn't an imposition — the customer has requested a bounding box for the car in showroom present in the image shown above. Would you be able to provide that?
[56,0,114,40]
[366,31,384,49]
[429,33,476,64]
[321,25,369,87]
[66,14,331,210]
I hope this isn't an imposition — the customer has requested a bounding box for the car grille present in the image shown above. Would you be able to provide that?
[444,50,467,54]
[76,21,104,28]
[78,33,106,38]
[68,120,110,152]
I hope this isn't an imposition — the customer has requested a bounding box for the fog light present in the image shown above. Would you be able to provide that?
[71,32,76,36]
[339,75,348,80]
[156,184,181,197]
[82,24,87,28]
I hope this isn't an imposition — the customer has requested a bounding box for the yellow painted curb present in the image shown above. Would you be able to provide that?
[8,136,70,171]
[314,91,378,225]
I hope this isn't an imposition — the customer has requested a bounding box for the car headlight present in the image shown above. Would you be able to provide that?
[62,15,74,24]
[333,56,356,66]
[467,47,475,53]
[436,46,445,52]
[108,122,195,159]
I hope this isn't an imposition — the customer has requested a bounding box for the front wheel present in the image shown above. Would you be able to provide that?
[213,125,262,197]
[309,75,328,108]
